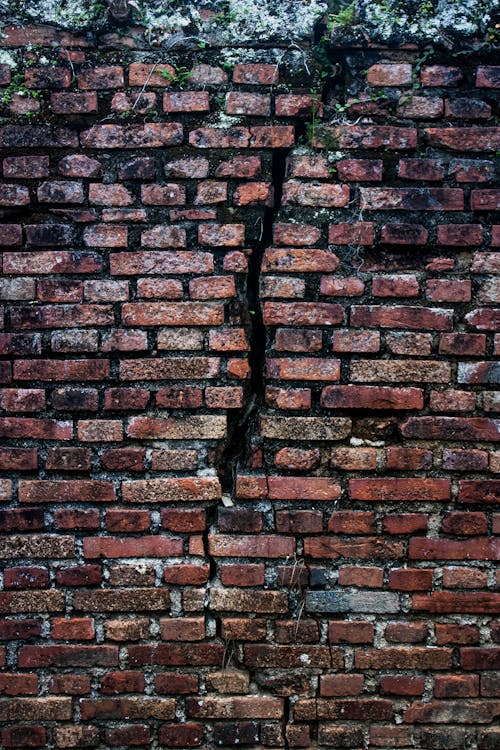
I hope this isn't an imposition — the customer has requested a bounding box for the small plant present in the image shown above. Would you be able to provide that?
[327,0,356,29]
[0,72,39,107]
[305,87,322,146]
[160,66,191,88]
[486,23,500,45]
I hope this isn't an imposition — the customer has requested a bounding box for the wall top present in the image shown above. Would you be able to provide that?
[0,1,498,49]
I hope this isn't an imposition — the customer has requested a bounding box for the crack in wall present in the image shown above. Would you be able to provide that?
[216,146,293,500]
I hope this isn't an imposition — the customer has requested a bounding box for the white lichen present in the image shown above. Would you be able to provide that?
[0,0,496,46]
[357,0,497,43]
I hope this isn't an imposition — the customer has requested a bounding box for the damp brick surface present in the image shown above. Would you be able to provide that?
[0,15,499,750]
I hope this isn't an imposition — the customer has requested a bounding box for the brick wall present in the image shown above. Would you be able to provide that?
[0,20,499,749]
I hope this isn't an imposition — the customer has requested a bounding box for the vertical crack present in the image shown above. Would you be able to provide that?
[216,145,292,499]
[204,142,295,637]
[283,695,292,750]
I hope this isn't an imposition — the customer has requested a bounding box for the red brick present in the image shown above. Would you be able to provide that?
[275,509,322,533]
[4,567,49,589]
[233,182,273,206]
[51,92,98,113]
[351,305,452,330]
[380,675,424,696]
[267,476,340,501]
[83,225,128,247]
[350,478,450,502]
[2,726,46,747]
[472,189,500,210]
[386,447,432,471]
[84,536,182,559]
[321,385,423,410]
[283,181,349,207]
[189,276,235,299]
[315,125,417,150]
[51,618,94,640]
[421,66,462,86]
[141,183,185,206]
[79,66,123,89]
[435,624,479,645]
[215,156,261,178]
[266,387,311,410]
[361,187,463,211]
[380,223,428,244]
[121,302,223,327]
[476,66,500,87]
[0,673,38,695]
[461,648,500,670]
[106,725,150,746]
[275,94,318,116]
[55,566,102,587]
[263,302,342,326]
[458,480,500,504]
[426,278,471,302]
[81,123,182,149]
[320,275,364,296]
[0,449,38,473]
[331,330,380,352]
[439,332,486,355]
[443,567,487,589]
[388,568,433,591]
[226,92,270,115]
[398,158,445,181]
[320,674,364,696]
[267,357,340,381]
[105,510,150,532]
[263,248,339,272]
[330,447,377,470]
[465,308,500,330]
[337,158,382,181]
[233,64,278,84]
[0,184,30,206]
[19,480,115,504]
[164,564,209,586]
[4,253,101,275]
[209,535,294,558]
[189,126,251,149]
[373,274,419,297]
[0,224,22,245]
[304,536,402,559]
[426,127,500,151]
[221,564,265,587]
[18,645,118,668]
[198,224,244,246]
[367,63,412,85]
[402,417,499,442]
[339,565,383,587]
[54,508,99,530]
[0,418,71,441]
[158,724,203,747]
[410,538,499,560]
[4,156,49,178]
[370,726,413,747]
[164,91,209,112]
[355,647,451,670]
[442,450,488,472]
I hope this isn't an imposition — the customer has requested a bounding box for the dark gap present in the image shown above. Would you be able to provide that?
[216,145,292,499]
[283,695,292,750]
